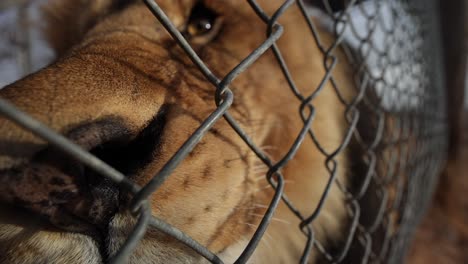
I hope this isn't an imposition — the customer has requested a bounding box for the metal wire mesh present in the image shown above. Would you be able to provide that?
[0,0,448,263]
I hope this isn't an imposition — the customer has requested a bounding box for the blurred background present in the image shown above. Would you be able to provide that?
[0,0,53,88]
[408,0,467,262]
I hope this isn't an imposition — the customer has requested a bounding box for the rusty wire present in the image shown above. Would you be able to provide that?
[0,0,448,263]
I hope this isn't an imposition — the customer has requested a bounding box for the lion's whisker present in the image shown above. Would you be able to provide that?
[252,185,273,193]
[234,203,270,211]
[247,213,291,225]
[252,203,269,209]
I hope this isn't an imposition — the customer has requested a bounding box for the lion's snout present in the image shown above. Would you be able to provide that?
[0,113,166,234]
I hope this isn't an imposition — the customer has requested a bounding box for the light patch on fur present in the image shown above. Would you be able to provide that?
[107,213,207,264]
[0,223,101,264]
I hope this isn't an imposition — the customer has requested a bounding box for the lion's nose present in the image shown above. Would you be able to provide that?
[0,117,132,232]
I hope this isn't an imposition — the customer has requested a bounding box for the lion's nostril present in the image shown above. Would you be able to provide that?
[94,106,168,178]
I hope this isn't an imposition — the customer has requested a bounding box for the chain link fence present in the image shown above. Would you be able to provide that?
[0,0,448,263]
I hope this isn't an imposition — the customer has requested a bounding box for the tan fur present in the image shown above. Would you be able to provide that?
[0,1,355,263]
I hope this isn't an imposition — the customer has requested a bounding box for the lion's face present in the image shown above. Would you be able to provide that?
[0,0,352,263]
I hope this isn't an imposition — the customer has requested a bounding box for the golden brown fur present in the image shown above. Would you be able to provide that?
[0,1,355,263]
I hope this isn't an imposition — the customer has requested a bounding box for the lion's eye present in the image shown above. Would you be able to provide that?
[188,17,212,35]
[185,2,222,44]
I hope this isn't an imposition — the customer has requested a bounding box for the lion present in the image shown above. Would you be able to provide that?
[0,0,356,263]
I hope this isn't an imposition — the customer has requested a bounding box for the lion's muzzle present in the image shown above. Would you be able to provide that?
[0,117,141,235]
